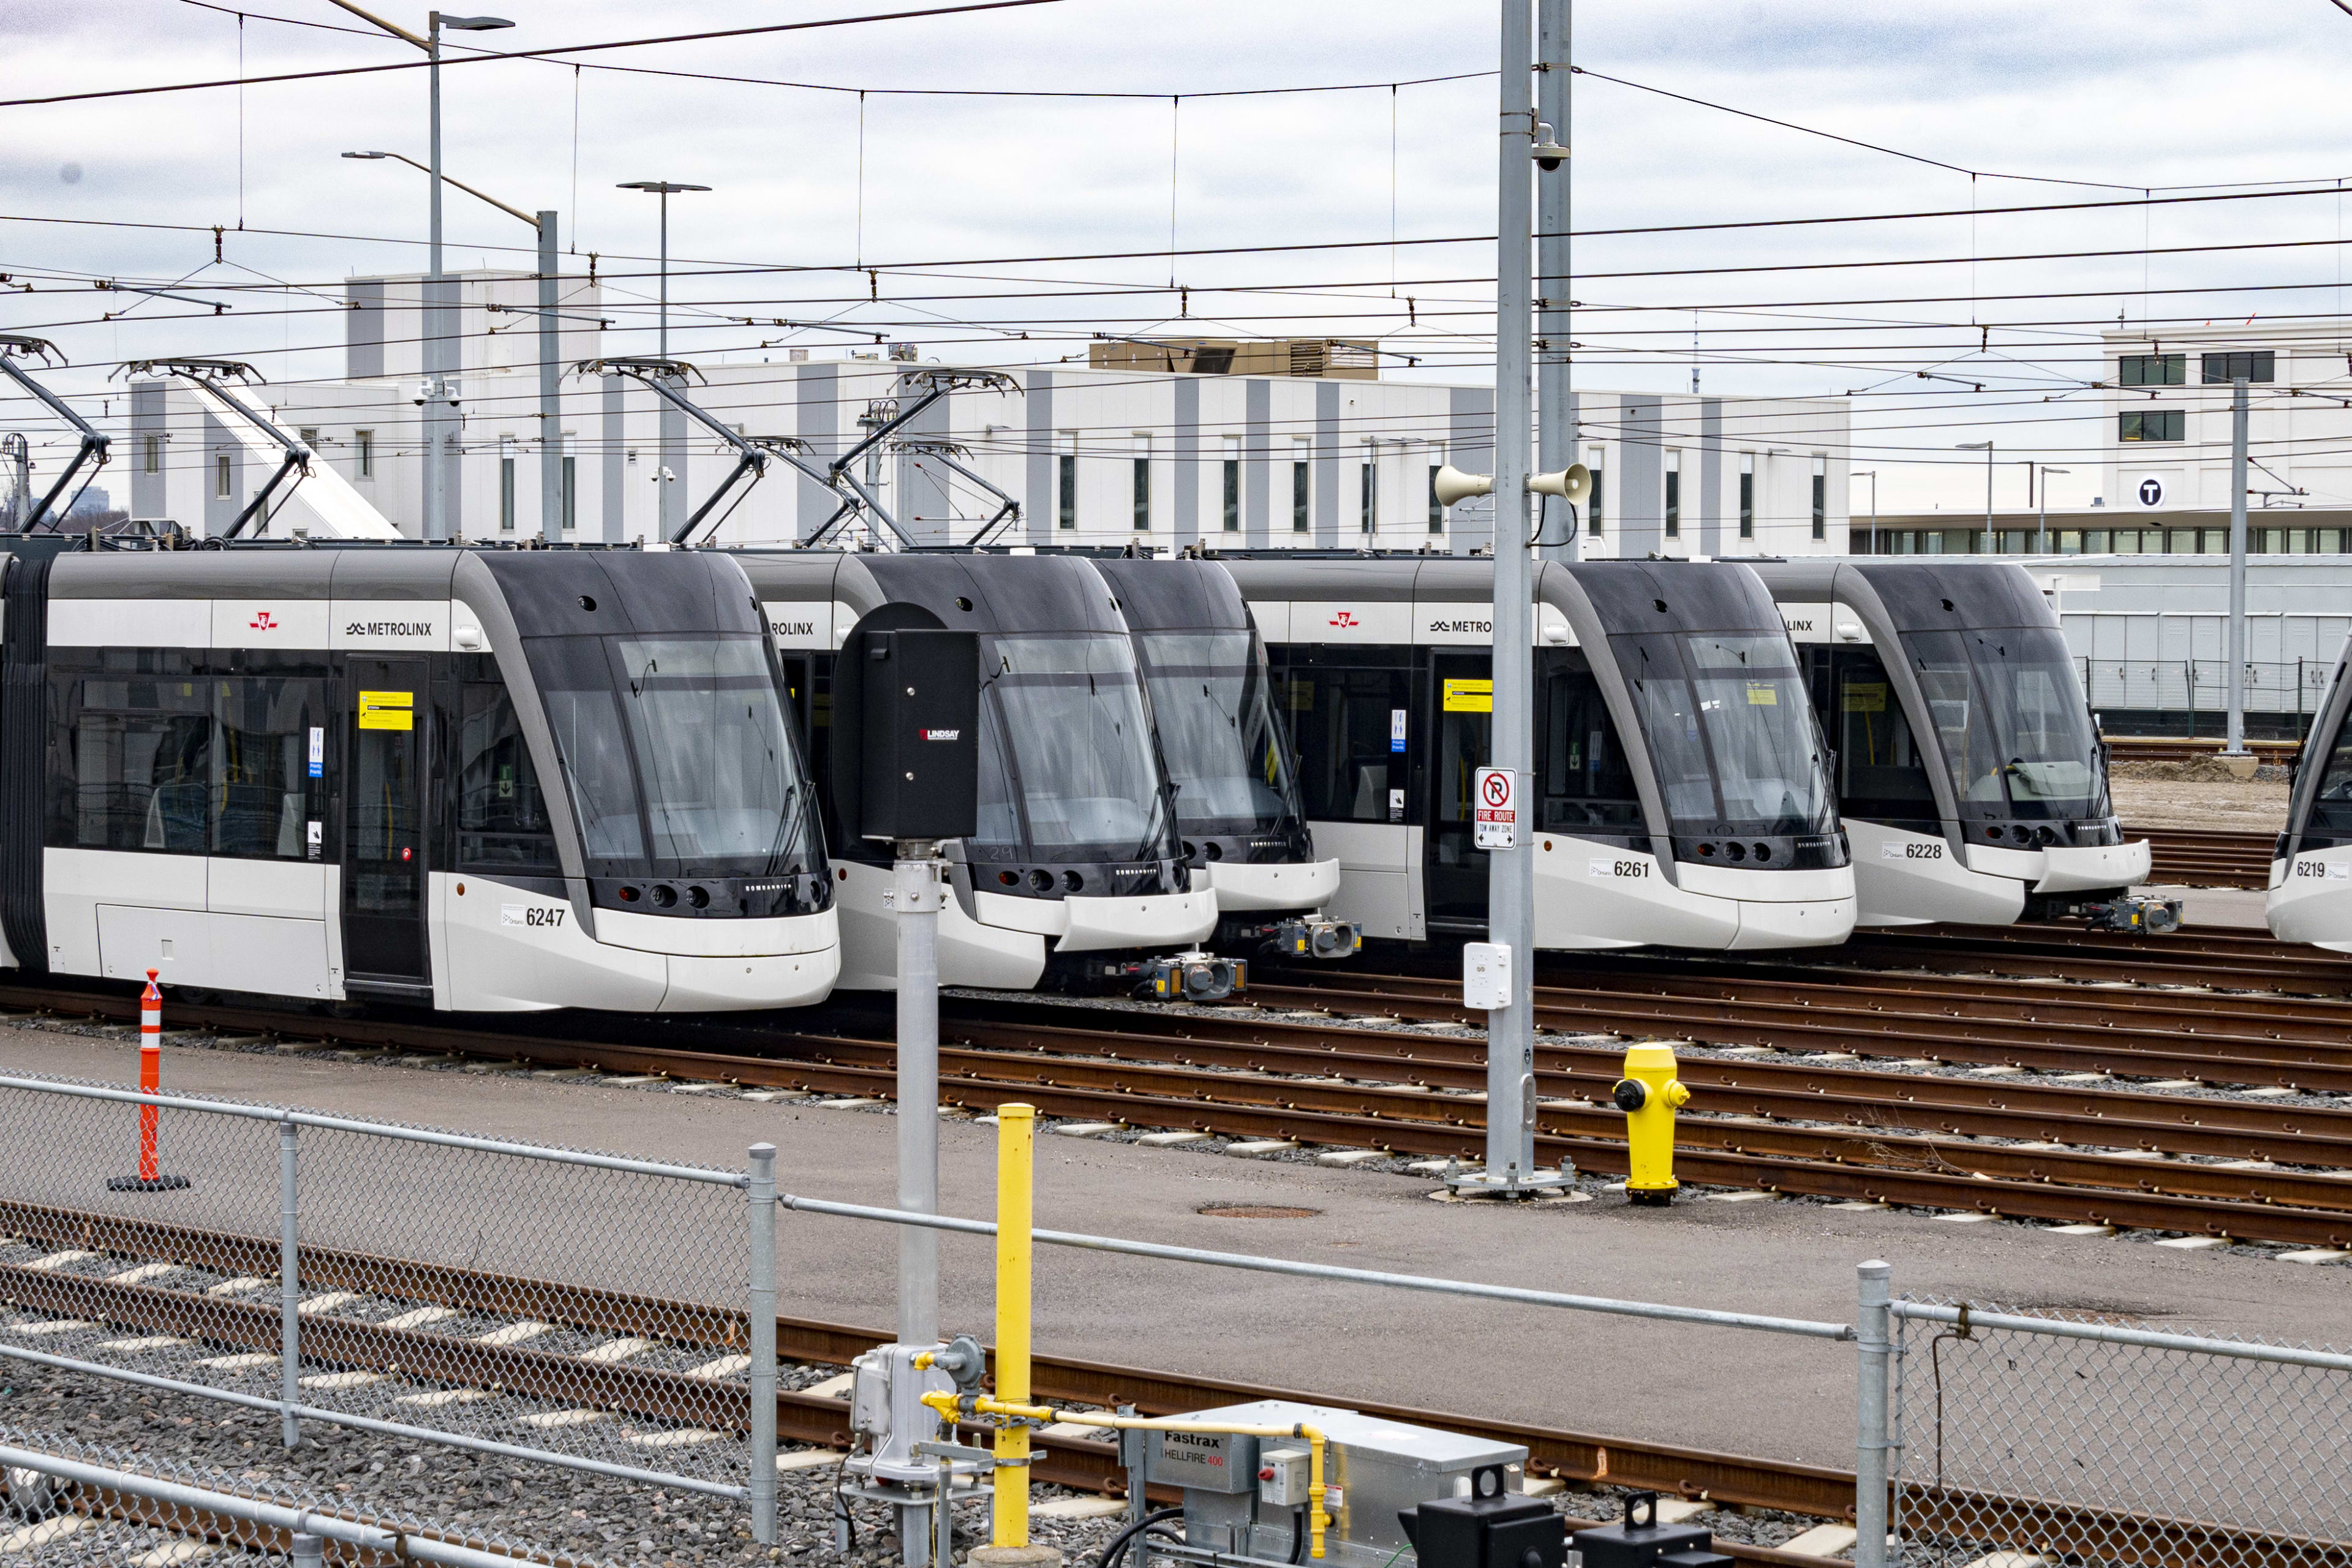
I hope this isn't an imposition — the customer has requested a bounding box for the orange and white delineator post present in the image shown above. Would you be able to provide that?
[108,967,189,1193]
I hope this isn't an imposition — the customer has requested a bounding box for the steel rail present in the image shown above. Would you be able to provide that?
[9,1204,2337,1568]
[2136,827,2274,889]
[10,982,2352,1239]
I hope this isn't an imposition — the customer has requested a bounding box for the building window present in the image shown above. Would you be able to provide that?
[2119,353,2185,386]
[499,451,516,532]
[2119,410,2184,442]
[561,453,576,533]
[1586,447,1605,537]
[142,435,161,474]
[2201,351,2274,385]
[355,431,374,479]
[1811,456,1826,541]
[1131,436,1151,531]
[1663,450,1680,540]
[297,428,319,450]
[1058,448,1077,530]
[1738,453,1754,540]
[213,453,232,499]
[1222,437,1241,532]
[1360,452,1376,534]
[1427,464,1445,533]
[1291,444,1310,533]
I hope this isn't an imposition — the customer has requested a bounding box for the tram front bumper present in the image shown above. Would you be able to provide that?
[2269,845,2352,949]
[1203,857,1343,913]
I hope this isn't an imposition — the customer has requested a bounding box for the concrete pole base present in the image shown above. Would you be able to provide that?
[969,1547,1065,1568]
[2219,752,2260,780]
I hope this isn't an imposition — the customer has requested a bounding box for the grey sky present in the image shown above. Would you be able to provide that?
[9,1,2352,511]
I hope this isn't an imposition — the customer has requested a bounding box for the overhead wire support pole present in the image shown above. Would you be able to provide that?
[538,211,562,539]
[1534,0,1573,563]
[0,337,110,533]
[1458,0,1560,1199]
[2226,374,2250,757]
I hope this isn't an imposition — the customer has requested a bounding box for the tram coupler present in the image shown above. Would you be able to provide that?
[2038,891,2183,935]
[1142,950,1246,1002]
[1217,914,1362,961]
[1613,1042,1689,1207]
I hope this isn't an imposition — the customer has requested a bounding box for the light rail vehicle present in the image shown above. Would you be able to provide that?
[0,536,840,1012]
[743,551,1216,990]
[1757,560,2154,929]
[2269,628,2352,948]
[1223,556,1857,951]
[1093,556,1357,962]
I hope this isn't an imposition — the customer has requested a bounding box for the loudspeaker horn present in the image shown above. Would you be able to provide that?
[1431,464,1493,508]
[1530,463,1591,505]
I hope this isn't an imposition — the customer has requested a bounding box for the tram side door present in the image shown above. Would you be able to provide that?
[341,657,431,995]
[1425,650,1494,927]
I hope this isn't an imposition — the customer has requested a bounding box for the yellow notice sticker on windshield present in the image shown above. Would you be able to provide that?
[1842,682,1887,714]
[1442,678,1493,713]
[357,690,414,731]
[1744,682,1777,706]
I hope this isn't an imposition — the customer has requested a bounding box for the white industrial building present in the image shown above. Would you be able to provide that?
[110,270,1852,559]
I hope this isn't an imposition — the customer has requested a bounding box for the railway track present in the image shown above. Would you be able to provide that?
[9,979,2352,1246]
[2101,734,2301,765]
[1711,922,2352,992]
[2136,827,2275,889]
[4,1203,2334,1568]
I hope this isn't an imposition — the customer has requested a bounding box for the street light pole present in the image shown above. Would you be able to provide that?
[1956,441,1992,551]
[1852,470,1876,555]
[618,181,712,540]
[345,148,554,538]
[2225,375,2250,757]
[2034,466,2070,555]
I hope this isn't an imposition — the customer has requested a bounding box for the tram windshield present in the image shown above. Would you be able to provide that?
[977,632,1177,862]
[2299,679,2352,835]
[1900,627,2106,821]
[1610,631,1836,837]
[1136,630,1302,837]
[530,633,824,880]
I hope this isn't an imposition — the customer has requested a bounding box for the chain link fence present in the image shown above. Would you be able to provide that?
[0,1072,780,1542]
[1883,1294,2352,1568]
[0,1427,578,1567]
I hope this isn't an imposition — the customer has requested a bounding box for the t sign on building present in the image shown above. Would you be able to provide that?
[1474,766,1520,850]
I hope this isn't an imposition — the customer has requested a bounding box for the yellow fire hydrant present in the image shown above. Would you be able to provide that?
[1613,1042,1689,1206]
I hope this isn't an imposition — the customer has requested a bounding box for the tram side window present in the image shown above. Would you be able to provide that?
[212,675,327,859]
[55,669,210,853]
[1828,647,1937,827]
[458,679,560,873]
[1536,649,1643,832]
[1277,650,1410,823]
[51,658,327,860]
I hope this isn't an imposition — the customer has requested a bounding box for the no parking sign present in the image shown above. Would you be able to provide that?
[1474,766,1521,849]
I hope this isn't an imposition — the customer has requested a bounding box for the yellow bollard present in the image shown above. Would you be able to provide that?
[1613,1042,1689,1207]
[993,1102,1036,1550]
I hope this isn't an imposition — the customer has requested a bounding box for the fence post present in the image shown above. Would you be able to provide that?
[747,1142,778,1546]
[1855,1260,1892,1568]
[278,1117,300,1451]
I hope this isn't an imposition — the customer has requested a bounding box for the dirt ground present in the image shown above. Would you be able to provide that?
[2109,767,2291,832]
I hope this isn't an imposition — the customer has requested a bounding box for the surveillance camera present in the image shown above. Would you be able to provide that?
[1531,120,1569,172]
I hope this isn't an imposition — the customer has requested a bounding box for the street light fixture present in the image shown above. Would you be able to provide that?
[616,181,712,360]
[1956,442,1993,551]
[326,4,514,538]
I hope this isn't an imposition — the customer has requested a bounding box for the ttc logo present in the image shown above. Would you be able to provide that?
[1329,611,1358,628]
[249,611,278,631]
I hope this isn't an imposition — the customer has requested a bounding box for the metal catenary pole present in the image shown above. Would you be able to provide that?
[1852,1261,1892,1568]
[1483,0,1541,1189]
[537,209,562,538]
[747,1142,779,1544]
[279,1116,301,1450]
[1534,0,1573,564]
[424,12,447,541]
[895,841,944,1346]
[2226,374,2250,755]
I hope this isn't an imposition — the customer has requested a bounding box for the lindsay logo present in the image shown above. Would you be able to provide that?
[249,611,278,631]
[921,728,961,741]
[344,620,435,638]
[1329,611,1359,628]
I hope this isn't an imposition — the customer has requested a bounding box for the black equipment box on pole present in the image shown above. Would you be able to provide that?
[858,628,980,842]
